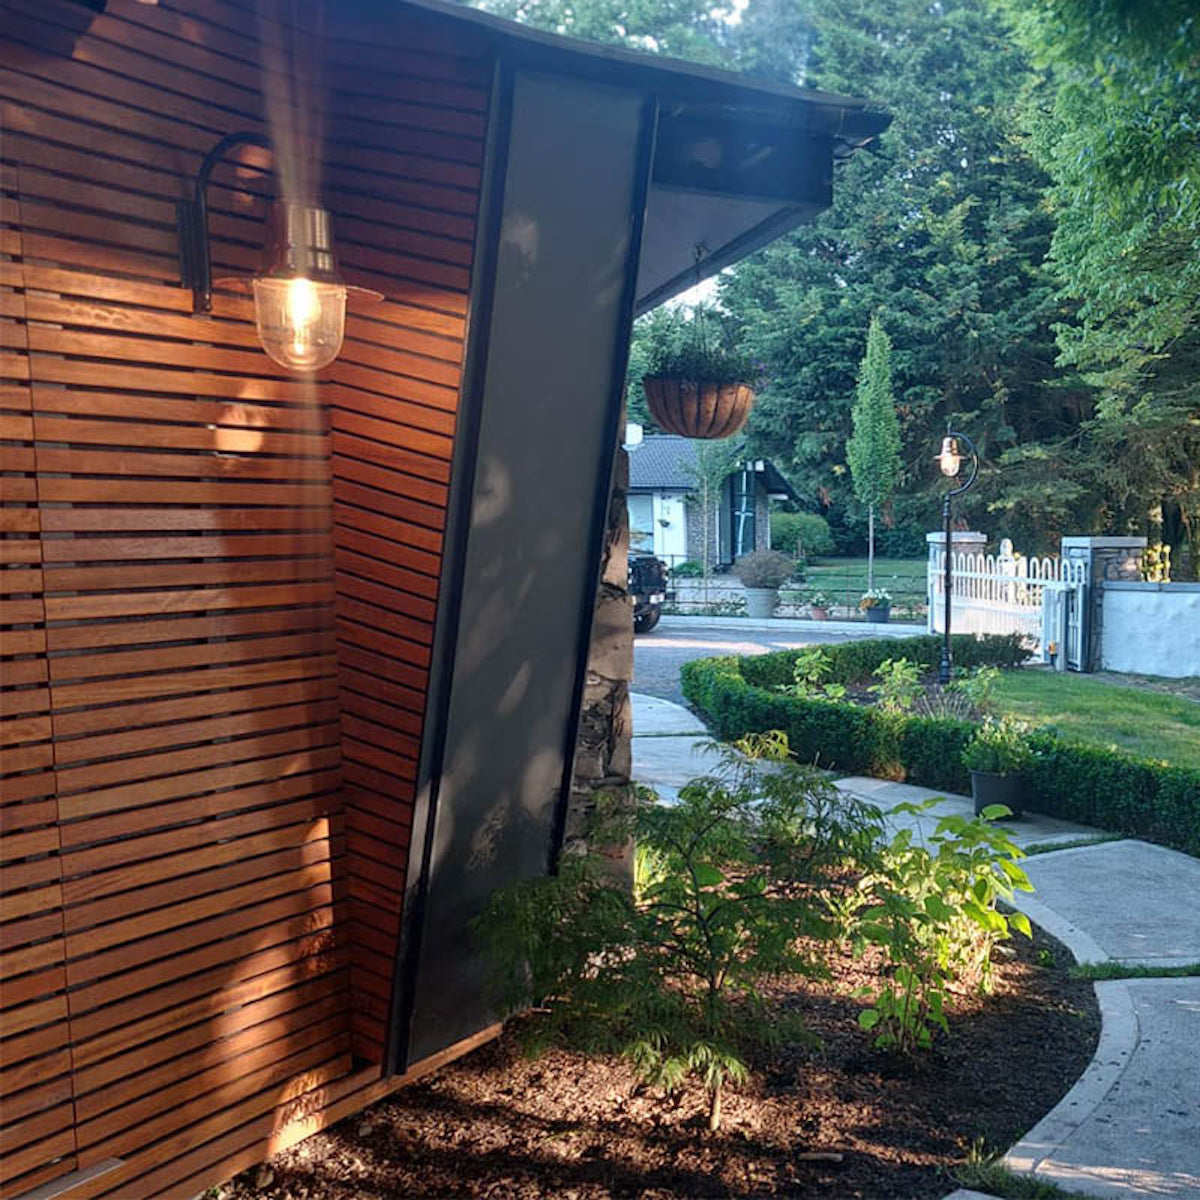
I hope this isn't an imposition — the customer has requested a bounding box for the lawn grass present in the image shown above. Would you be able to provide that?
[794,556,928,611]
[992,669,1200,769]
[1069,962,1200,980]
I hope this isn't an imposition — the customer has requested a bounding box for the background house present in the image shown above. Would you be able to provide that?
[627,434,797,568]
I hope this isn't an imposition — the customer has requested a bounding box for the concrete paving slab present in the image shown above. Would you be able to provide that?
[834,777,1108,850]
[1018,841,1200,967]
[1006,978,1200,1199]
[631,692,706,736]
[629,693,721,802]
[941,1191,1005,1200]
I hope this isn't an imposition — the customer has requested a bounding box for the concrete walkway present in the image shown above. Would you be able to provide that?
[630,691,1200,1200]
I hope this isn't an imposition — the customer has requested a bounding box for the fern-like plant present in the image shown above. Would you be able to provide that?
[473,733,883,1130]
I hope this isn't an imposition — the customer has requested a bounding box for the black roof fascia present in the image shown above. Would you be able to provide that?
[378,0,890,152]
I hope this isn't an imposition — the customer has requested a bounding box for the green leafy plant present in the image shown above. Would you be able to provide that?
[733,549,796,589]
[780,647,847,702]
[641,307,758,385]
[473,733,883,1132]
[769,510,834,557]
[949,665,1002,716]
[869,657,923,714]
[852,800,1034,1053]
[963,714,1036,775]
[859,587,892,610]
[670,560,705,578]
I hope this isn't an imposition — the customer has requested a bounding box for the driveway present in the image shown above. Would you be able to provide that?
[633,614,924,707]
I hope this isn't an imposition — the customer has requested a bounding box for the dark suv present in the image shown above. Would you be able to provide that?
[628,554,669,634]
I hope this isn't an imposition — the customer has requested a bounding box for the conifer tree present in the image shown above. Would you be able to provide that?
[846,317,901,591]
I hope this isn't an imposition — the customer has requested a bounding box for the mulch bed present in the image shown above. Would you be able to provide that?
[224,924,1098,1200]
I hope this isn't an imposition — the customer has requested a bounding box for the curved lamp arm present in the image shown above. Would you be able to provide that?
[177,131,271,313]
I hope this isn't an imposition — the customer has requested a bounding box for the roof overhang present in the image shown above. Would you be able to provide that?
[338,1,890,312]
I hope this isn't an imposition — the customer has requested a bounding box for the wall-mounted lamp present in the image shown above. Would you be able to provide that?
[178,131,378,372]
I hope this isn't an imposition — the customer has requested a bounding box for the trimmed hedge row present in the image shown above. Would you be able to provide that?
[680,644,1200,857]
[738,633,1028,691]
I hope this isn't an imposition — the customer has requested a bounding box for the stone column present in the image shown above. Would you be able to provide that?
[1060,536,1147,671]
[925,530,987,634]
[565,446,634,878]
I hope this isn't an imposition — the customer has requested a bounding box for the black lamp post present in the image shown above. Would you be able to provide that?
[936,431,979,685]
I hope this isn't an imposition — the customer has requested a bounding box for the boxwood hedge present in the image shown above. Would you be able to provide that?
[680,638,1200,857]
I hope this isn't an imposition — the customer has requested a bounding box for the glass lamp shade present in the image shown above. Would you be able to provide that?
[252,275,346,371]
[937,436,962,478]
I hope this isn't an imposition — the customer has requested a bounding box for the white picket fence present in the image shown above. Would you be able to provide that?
[928,546,1087,656]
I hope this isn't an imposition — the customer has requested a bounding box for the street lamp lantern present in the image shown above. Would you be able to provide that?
[936,430,979,685]
[937,435,963,478]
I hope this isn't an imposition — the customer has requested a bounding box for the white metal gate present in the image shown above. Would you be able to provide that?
[928,545,1088,660]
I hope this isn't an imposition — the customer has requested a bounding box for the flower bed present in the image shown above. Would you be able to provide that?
[681,637,1200,856]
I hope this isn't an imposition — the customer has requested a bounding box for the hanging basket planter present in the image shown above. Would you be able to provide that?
[642,377,755,440]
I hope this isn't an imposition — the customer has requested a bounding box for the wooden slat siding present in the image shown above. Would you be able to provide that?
[315,0,486,1067]
[0,171,80,1198]
[0,0,490,1194]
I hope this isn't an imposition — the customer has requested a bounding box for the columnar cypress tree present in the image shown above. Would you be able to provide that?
[846,317,901,591]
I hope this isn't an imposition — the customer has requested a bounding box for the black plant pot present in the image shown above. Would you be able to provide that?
[969,770,1024,819]
[864,604,891,624]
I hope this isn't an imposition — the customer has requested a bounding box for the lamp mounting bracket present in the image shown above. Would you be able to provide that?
[177,130,271,313]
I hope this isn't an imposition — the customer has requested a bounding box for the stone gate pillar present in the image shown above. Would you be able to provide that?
[926,530,987,633]
[1060,536,1147,671]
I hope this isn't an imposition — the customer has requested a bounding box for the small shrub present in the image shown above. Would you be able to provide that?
[473,734,883,1132]
[733,549,795,589]
[670,560,704,578]
[770,511,834,557]
[963,715,1036,774]
[949,665,1001,716]
[852,800,1033,1053]
[869,657,923,714]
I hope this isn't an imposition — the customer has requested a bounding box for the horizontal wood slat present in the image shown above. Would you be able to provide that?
[1,1,484,1195]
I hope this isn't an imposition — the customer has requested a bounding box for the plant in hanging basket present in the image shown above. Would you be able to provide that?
[641,314,759,440]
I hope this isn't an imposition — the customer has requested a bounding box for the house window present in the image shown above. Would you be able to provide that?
[628,494,654,555]
[728,469,756,559]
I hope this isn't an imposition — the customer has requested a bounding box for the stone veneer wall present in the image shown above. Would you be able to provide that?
[565,448,634,870]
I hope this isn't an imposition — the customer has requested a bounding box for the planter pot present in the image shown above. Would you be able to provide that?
[969,770,1024,819]
[810,606,829,621]
[743,587,778,618]
[863,604,891,624]
[642,377,754,440]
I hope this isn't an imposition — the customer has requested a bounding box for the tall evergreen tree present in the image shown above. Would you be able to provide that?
[721,0,1093,554]
[995,0,1200,570]
[846,317,901,590]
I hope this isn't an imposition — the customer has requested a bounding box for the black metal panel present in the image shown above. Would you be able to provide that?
[653,116,832,204]
[399,70,653,1068]
[385,59,515,1077]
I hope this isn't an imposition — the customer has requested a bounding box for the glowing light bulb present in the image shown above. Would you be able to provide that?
[252,275,346,372]
[937,436,962,478]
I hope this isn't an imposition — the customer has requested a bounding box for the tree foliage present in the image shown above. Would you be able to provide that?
[472,0,1198,567]
[993,0,1200,568]
[847,317,902,586]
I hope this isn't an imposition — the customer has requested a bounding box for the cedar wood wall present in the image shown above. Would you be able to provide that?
[0,1,491,1195]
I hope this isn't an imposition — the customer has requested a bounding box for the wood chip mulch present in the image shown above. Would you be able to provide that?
[224,923,1098,1200]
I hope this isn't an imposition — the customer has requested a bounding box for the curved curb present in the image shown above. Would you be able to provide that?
[1003,980,1137,1182]
[1008,890,1110,966]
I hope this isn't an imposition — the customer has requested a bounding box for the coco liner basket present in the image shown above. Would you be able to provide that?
[642,377,755,440]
